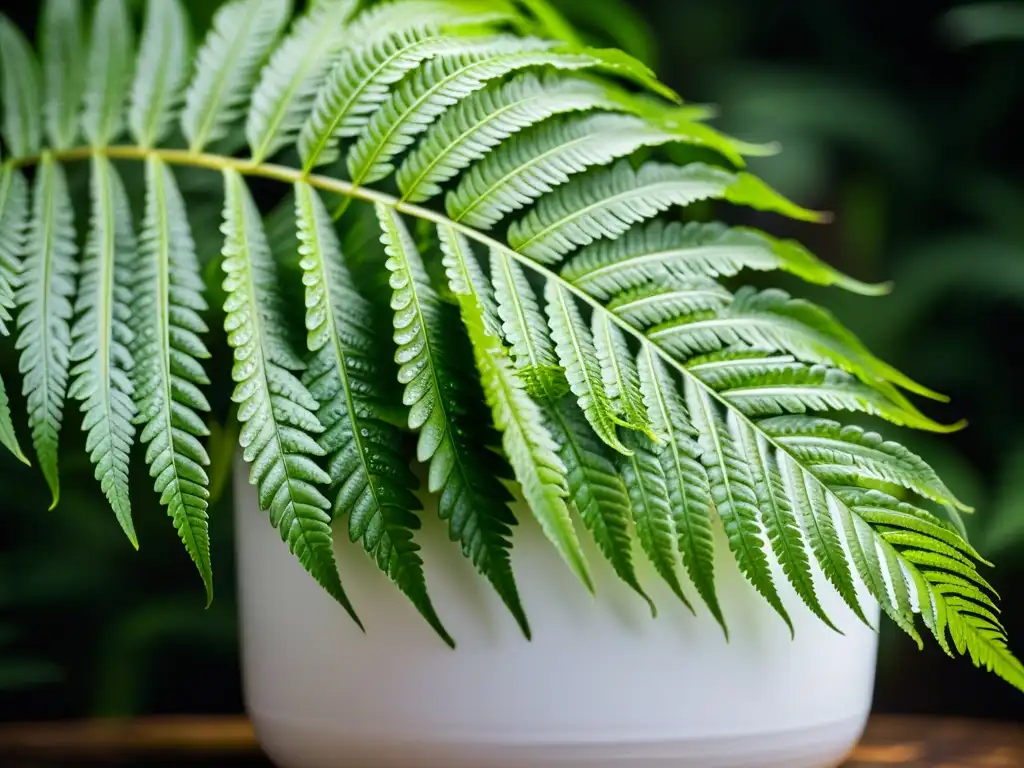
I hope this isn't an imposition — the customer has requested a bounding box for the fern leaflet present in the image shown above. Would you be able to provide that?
[68,155,138,545]
[134,156,213,600]
[221,168,357,621]
[39,0,86,150]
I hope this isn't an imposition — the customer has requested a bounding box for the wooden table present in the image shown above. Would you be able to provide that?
[0,715,1020,766]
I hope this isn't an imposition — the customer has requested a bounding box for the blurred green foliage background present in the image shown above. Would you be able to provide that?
[0,0,1022,723]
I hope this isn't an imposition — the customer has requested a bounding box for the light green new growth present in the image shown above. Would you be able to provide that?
[0,0,1019,695]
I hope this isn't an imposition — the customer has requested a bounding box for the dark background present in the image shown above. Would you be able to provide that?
[0,0,1022,726]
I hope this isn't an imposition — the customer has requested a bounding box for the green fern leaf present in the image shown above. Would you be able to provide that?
[435,226,534,635]
[685,378,792,632]
[0,14,42,157]
[246,0,358,162]
[545,281,631,454]
[638,347,725,631]
[760,416,968,511]
[129,0,190,148]
[298,25,505,171]
[220,168,358,621]
[455,269,593,591]
[181,0,292,152]
[0,373,26,464]
[562,220,886,300]
[347,39,676,189]
[830,488,923,646]
[398,73,633,203]
[617,429,692,609]
[0,166,27,464]
[68,155,138,545]
[650,287,947,408]
[490,248,565,397]
[592,312,652,437]
[448,113,683,230]
[734,420,839,631]
[778,462,869,625]
[0,166,27,337]
[348,38,572,186]
[510,162,826,264]
[39,0,85,150]
[544,394,652,609]
[134,156,213,600]
[377,203,508,644]
[693,357,956,433]
[16,155,77,507]
[82,0,134,146]
[608,278,733,327]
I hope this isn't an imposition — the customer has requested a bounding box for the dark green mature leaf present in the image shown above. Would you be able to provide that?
[134,156,213,600]
[16,156,78,506]
[221,168,357,621]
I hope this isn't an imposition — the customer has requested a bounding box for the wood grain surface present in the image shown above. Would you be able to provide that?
[0,715,1020,765]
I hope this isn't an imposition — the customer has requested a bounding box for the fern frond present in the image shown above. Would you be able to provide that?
[453,266,593,591]
[685,378,793,632]
[650,287,947,409]
[436,226,533,635]
[693,357,956,433]
[545,281,631,454]
[511,161,827,264]
[16,155,77,506]
[608,278,732,327]
[638,348,725,631]
[0,374,26,464]
[544,394,651,608]
[490,248,565,397]
[618,429,692,609]
[39,0,85,150]
[68,155,138,545]
[0,166,27,464]
[398,73,633,203]
[592,312,652,437]
[0,166,27,337]
[562,220,886,300]
[129,0,190,148]
[734,419,839,631]
[246,0,358,162]
[182,0,292,152]
[298,27,503,171]
[348,38,578,187]
[82,0,134,147]
[377,203,506,644]
[134,156,213,600]
[760,416,969,511]
[69,157,138,548]
[0,15,41,157]
[220,168,358,621]
[448,113,682,230]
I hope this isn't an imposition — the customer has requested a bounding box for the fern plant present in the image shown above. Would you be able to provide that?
[0,0,1021,692]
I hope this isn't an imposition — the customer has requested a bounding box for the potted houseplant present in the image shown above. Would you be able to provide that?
[0,0,1019,765]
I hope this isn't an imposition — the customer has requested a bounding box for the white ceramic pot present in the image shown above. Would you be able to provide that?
[235,466,879,768]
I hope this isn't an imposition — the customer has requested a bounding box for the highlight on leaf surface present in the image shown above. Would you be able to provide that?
[0,0,1019,694]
